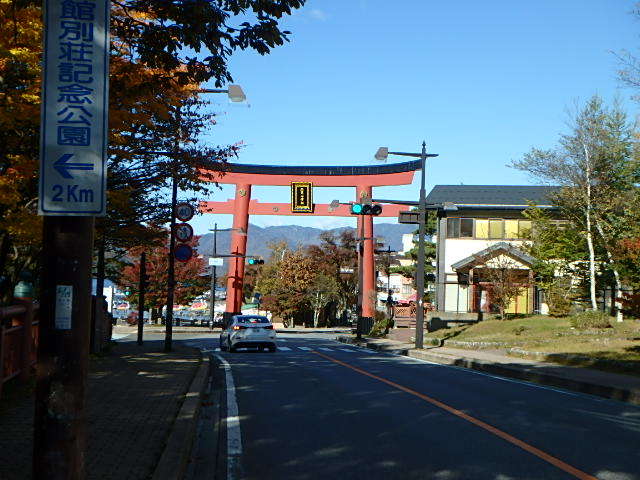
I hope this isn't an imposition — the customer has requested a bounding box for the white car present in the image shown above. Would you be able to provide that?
[220,315,277,352]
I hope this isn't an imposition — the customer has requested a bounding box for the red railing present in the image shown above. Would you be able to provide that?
[0,301,39,399]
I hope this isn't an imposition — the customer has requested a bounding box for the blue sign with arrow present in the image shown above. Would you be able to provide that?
[38,0,109,216]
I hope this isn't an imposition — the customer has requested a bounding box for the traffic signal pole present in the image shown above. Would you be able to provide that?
[137,252,146,346]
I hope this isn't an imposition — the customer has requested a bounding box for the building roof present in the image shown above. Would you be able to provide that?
[451,242,537,271]
[425,185,560,207]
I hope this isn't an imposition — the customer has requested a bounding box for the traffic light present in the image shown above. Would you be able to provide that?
[247,258,264,265]
[350,203,382,215]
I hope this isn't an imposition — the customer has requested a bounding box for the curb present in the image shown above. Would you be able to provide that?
[337,336,640,406]
[152,353,209,480]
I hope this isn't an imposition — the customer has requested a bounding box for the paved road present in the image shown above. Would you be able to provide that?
[135,333,640,480]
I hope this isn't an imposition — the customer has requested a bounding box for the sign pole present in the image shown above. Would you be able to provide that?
[137,252,146,346]
[34,0,110,477]
[165,168,178,352]
[34,217,95,479]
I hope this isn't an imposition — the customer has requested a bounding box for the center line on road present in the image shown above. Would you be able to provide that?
[312,351,597,480]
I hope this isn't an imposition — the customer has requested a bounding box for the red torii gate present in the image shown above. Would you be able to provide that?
[198,161,420,323]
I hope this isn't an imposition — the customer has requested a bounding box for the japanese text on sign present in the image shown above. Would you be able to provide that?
[39,0,109,215]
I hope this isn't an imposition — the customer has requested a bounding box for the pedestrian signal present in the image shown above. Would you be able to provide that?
[350,203,382,215]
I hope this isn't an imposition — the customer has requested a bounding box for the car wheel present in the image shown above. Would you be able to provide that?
[268,346,276,352]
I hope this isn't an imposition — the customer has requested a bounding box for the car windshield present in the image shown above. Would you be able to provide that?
[235,316,269,324]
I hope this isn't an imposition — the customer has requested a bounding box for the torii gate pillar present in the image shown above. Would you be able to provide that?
[224,183,252,321]
[357,186,375,321]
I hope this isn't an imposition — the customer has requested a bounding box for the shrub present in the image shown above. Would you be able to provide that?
[545,280,573,317]
[569,311,611,330]
[369,311,390,337]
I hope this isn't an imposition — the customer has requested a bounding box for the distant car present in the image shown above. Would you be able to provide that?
[219,315,276,352]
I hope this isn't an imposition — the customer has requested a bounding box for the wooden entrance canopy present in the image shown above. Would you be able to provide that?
[198,160,421,321]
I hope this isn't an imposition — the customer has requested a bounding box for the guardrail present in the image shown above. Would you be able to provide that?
[0,301,39,399]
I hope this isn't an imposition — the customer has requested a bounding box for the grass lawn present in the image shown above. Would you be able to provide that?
[425,315,640,376]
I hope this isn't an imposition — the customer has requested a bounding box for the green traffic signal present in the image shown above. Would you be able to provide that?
[350,203,363,214]
[350,203,382,215]
[248,258,264,265]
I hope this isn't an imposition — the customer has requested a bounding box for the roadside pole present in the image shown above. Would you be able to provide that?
[209,223,218,325]
[137,252,146,346]
[34,0,110,478]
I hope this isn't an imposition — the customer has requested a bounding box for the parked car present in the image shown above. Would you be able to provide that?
[219,315,276,352]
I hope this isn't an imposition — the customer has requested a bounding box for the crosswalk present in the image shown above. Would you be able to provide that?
[209,345,359,353]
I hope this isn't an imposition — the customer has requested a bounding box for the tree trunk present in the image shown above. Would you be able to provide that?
[594,221,624,322]
[585,208,598,311]
[583,144,598,311]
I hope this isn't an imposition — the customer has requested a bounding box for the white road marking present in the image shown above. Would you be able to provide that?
[277,346,292,351]
[214,354,242,479]
[377,350,597,401]
[338,349,357,353]
[318,347,334,351]
[111,333,130,340]
[297,346,313,351]
[214,348,220,352]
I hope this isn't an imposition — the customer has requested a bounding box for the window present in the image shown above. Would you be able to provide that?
[518,220,532,238]
[475,219,489,238]
[460,218,473,237]
[489,219,503,239]
[446,218,460,238]
[505,220,518,239]
[447,218,473,238]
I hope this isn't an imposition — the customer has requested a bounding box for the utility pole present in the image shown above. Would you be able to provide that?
[137,252,146,346]
[210,223,218,325]
[164,164,178,352]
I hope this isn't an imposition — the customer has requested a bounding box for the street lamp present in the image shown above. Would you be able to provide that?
[198,85,246,102]
[374,142,438,349]
[164,84,246,351]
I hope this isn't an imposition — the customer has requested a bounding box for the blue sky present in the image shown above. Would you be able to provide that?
[188,0,638,235]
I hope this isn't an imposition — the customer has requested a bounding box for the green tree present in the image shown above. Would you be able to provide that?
[390,211,437,296]
[306,273,339,328]
[512,96,638,320]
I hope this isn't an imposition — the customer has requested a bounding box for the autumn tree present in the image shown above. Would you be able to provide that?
[479,255,528,320]
[0,0,305,300]
[306,231,358,320]
[119,235,208,321]
[257,245,316,327]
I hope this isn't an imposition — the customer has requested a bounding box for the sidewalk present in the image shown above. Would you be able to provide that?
[338,335,640,406]
[0,340,202,480]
